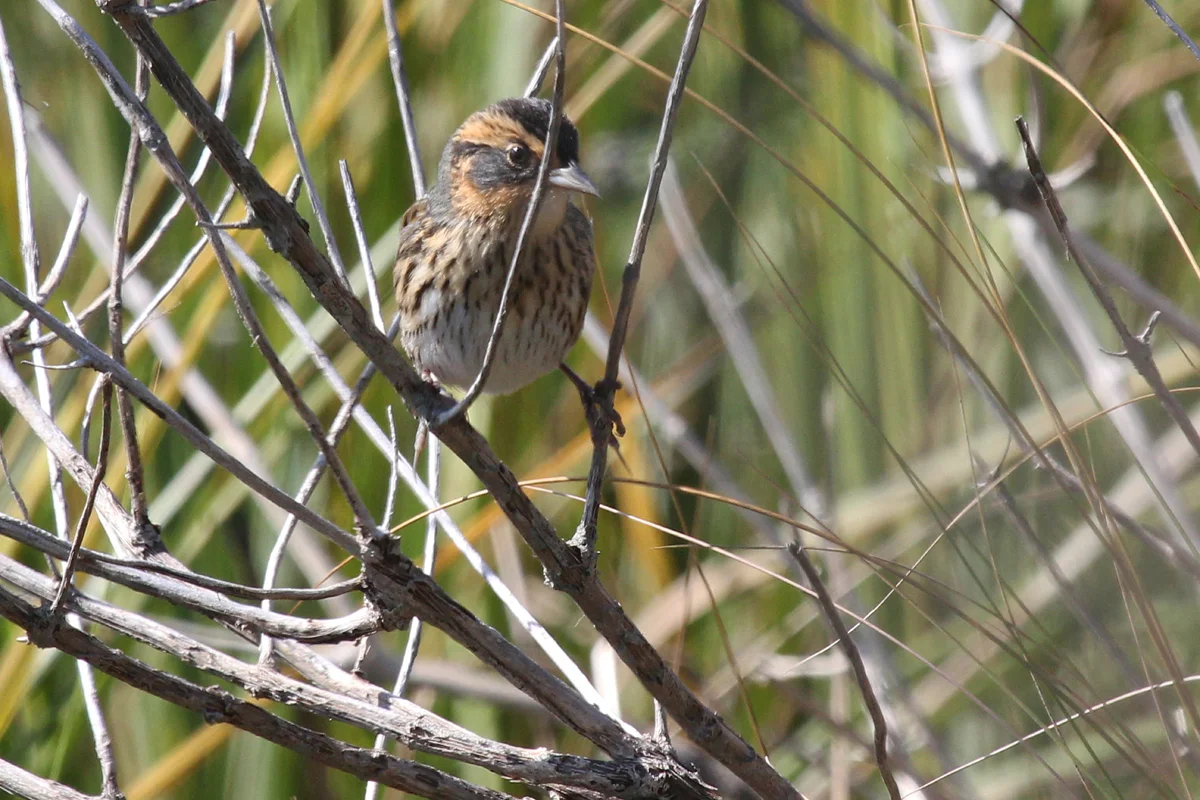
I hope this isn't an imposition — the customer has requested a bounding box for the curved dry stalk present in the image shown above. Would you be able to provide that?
[788,544,901,799]
[434,0,568,425]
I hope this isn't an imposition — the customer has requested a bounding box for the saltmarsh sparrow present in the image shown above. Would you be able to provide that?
[393,98,604,402]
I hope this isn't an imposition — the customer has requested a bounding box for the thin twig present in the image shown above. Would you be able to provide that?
[0,194,88,342]
[0,10,70,542]
[1140,0,1200,63]
[524,36,558,98]
[109,14,153,534]
[788,542,901,800]
[0,436,30,523]
[51,377,112,613]
[126,32,269,344]
[574,0,709,558]
[339,160,384,331]
[254,0,349,287]
[126,31,236,277]
[381,407,400,530]
[1016,117,1200,466]
[434,0,568,426]
[381,0,425,198]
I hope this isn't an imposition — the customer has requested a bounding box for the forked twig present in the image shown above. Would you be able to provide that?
[1016,117,1200,465]
[51,377,112,613]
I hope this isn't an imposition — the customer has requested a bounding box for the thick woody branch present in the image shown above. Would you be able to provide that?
[65,2,792,795]
[0,582,507,800]
[0,557,701,800]
[0,758,94,800]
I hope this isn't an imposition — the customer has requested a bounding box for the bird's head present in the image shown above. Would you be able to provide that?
[435,97,599,231]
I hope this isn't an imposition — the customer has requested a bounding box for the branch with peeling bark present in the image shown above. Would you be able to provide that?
[49,1,796,796]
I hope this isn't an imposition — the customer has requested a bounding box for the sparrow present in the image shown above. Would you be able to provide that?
[394,97,623,436]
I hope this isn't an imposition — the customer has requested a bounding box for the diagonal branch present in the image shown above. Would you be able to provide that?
[574,0,710,558]
[1016,117,1200,468]
[435,0,568,425]
[0,582,507,800]
[789,543,901,799]
[76,2,795,794]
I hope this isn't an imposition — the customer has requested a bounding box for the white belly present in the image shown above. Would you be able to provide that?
[402,282,580,395]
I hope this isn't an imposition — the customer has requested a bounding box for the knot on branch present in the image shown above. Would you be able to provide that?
[542,541,594,593]
[130,520,168,560]
[982,160,1041,210]
[358,537,416,631]
[200,687,239,725]
[25,605,68,649]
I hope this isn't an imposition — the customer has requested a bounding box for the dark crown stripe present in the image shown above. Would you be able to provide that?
[492,97,580,165]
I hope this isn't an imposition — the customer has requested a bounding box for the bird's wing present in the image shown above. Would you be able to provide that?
[399,197,428,230]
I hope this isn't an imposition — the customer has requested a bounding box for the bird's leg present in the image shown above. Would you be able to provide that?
[560,363,625,451]
[413,369,445,465]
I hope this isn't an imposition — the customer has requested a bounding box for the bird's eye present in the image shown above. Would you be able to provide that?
[506,144,531,168]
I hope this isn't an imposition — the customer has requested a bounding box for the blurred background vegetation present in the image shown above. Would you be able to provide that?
[2,0,1200,797]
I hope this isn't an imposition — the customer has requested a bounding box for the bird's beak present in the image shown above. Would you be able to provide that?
[548,162,600,197]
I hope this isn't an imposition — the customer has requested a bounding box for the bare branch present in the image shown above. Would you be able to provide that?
[76,1,793,791]
[434,0,568,425]
[789,543,900,799]
[108,13,153,534]
[1140,0,1200,63]
[381,0,425,198]
[253,0,349,287]
[575,0,710,559]
[0,194,88,342]
[51,377,111,613]
[339,160,384,331]
[524,36,559,98]
[1017,117,1200,470]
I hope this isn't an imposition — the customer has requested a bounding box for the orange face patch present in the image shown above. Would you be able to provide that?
[455,110,564,170]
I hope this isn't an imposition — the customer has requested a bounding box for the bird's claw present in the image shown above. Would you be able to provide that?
[578,378,625,455]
